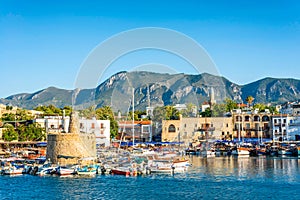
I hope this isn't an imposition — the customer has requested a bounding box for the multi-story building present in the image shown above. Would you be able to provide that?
[286,115,300,141]
[117,120,152,142]
[79,119,110,147]
[232,111,272,141]
[271,114,288,141]
[162,116,233,145]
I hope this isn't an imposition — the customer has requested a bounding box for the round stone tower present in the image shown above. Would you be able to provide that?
[46,111,96,165]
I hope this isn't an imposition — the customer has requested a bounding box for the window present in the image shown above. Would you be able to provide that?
[226,123,229,127]
[245,116,250,122]
[100,123,104,128]
[168,124,176,132]
[222,132,225,136]
[91,123,95,129]
[254,116,260,122]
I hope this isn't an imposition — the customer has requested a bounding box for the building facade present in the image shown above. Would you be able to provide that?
[232,112,272,141]
[34,117,111,147]
[162,117,233,145]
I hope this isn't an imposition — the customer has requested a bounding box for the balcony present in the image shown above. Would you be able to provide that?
[197,127,215,132]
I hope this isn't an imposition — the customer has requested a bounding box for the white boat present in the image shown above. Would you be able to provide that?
[231,147,250,156]
[149,159,187,174]
[201,150,216,158]
[2,166,23,175]
[56,166,76,176]
[278,148,293,156]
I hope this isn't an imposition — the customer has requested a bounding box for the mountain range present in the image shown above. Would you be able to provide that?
[1,71,300,112]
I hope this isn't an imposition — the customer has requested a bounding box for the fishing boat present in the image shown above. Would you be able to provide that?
[148,159,187,174]
[2,166,23,175]
[256,144,268,156]
[56,166,76,176]
[77,165,98,176]
[172,158,190,167]
[111,167,133,176]
[231,146,250,156]
[269,146,279,156]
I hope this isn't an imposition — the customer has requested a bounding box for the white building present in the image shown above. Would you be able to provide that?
[34,117,111,147]
[79,119,110,147]
[287,116,300,141]
[34,116,70,133]
[271,115,288,141]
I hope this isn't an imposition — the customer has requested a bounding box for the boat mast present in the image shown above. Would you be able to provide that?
[238,104,241,143]
[147,84,152,142]
[132,87,135,146]
[281,113,283,142]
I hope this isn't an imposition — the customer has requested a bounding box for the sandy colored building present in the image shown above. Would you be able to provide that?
[162,116,233,145]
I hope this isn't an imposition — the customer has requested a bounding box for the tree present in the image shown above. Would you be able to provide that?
[34,105,62,116]
[1,113,16,121]
[152,106,165,122]
[200,107,212,117]
[225,98,238,112]
[95,106,118,139]
[16,109,34,120]
[211,103,226,117]
[18,123,46,141]
[63,106,73,116]
[165,106,180,120]
[253,103,267,112]
[245,96,255,107]
[180,103,197,117]
[2,124,18,142]
[79,106,96,119]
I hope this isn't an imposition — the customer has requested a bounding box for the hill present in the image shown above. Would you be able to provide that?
[1,71,300,112]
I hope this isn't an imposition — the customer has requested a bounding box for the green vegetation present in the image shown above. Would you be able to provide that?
[34,105,72,116]
[152,106,180,121]
[1,108,46,142]
[2,124,18,142]
[95,106,119,139]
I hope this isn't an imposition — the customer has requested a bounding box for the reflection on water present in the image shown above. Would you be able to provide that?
[188,156,300,183]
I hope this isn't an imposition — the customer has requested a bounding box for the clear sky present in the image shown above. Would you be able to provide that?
[1,0,300,98]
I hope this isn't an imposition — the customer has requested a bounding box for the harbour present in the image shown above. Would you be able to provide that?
[1,156,300,199]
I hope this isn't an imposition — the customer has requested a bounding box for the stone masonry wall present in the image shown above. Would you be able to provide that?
[46,132,96,165]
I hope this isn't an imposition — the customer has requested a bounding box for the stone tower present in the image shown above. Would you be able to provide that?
[46,111,96,165]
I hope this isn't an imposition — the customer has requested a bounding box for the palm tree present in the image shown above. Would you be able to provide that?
[245,96,254,108]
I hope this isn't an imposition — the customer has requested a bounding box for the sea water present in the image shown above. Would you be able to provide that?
[1,156,300,200]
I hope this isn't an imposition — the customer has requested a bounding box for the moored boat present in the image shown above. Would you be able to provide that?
[111,167,132,176]
[2,166,23,175]
[231,147,250,156]
[56,166,76,176]
[77,165,98,176]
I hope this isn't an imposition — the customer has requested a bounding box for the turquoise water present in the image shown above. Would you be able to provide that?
[1,156,300,199]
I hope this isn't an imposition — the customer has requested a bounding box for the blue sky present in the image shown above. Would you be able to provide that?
[1,0,300,98]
